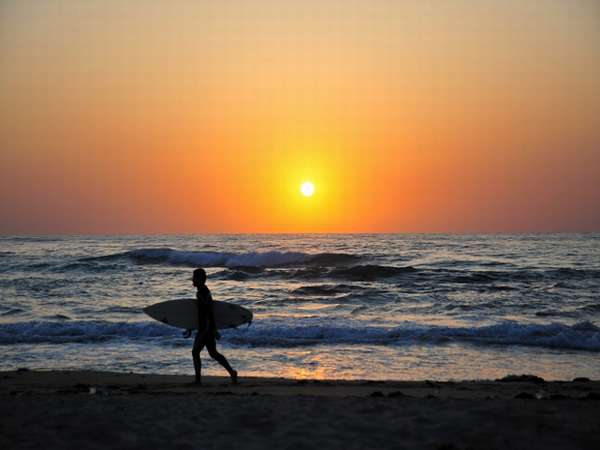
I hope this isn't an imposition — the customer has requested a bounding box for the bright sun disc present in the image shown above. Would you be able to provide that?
[300,181,315,197]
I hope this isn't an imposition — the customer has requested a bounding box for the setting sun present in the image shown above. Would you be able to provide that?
[0,0,598,235]
[300,181,315,197]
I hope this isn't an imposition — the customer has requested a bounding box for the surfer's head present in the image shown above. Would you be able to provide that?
[192,268,207,287]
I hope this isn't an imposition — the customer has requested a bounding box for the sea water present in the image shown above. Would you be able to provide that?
[1,234,599,380]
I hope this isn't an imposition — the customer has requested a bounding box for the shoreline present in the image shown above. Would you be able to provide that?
[2,369,600,399]
[2,370,600,449]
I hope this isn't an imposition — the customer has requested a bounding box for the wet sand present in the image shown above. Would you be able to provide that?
[2,370,600,449]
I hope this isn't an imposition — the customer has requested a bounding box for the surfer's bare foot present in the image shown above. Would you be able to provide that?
[231,370,238,385]
[194,378,202,386]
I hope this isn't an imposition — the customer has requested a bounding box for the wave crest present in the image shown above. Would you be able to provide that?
[82,248,360,269]
[0,320,178,344]
[227,320,600,351]
[2,319,599,351]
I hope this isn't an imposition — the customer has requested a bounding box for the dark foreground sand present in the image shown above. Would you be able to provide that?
[1,370,599,450]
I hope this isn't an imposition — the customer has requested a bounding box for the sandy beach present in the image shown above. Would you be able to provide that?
[1,370,599,450]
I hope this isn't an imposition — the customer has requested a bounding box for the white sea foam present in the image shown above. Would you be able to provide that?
[127,248,317,267]
[2,319,599,351]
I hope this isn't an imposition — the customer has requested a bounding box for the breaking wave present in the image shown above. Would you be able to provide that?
[2,319,599,351]
[75,249,600,285]
[231,320,600,351]
[0,321,178,344]
[213,265,418,282]
[291,284,359,296]
[82,248,360,268]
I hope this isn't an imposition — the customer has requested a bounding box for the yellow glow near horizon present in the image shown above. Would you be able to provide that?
[300,181,315,197]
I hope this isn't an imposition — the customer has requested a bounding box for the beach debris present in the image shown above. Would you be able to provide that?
[387,391,406,398]
[496,374,545,384]
[315,381,334,386]
[72,384,107,395]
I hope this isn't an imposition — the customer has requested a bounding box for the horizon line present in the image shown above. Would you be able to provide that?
[1,231,599,237]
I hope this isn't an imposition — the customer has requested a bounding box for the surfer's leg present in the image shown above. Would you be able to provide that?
[206,338,237,382]
[192,333,206,384]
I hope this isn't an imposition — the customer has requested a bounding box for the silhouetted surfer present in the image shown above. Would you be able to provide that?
[184,268,237,385]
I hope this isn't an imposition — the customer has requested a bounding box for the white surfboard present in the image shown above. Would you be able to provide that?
[143,299,252,330]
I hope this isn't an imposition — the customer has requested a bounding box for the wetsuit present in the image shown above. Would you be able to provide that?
[192,285,234,382]
[195,285,215,336]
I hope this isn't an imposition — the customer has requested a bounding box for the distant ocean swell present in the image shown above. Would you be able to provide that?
[57,248,600,284]
[212,265,418,282]
[1,319,599,351]
[83,248,361,268]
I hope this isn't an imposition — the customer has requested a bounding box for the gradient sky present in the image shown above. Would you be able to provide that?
[1,0,599,233]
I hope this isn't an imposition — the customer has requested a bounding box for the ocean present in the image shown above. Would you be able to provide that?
[1,234,599,380]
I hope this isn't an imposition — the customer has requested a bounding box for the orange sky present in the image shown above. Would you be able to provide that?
[1,0,599,233]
